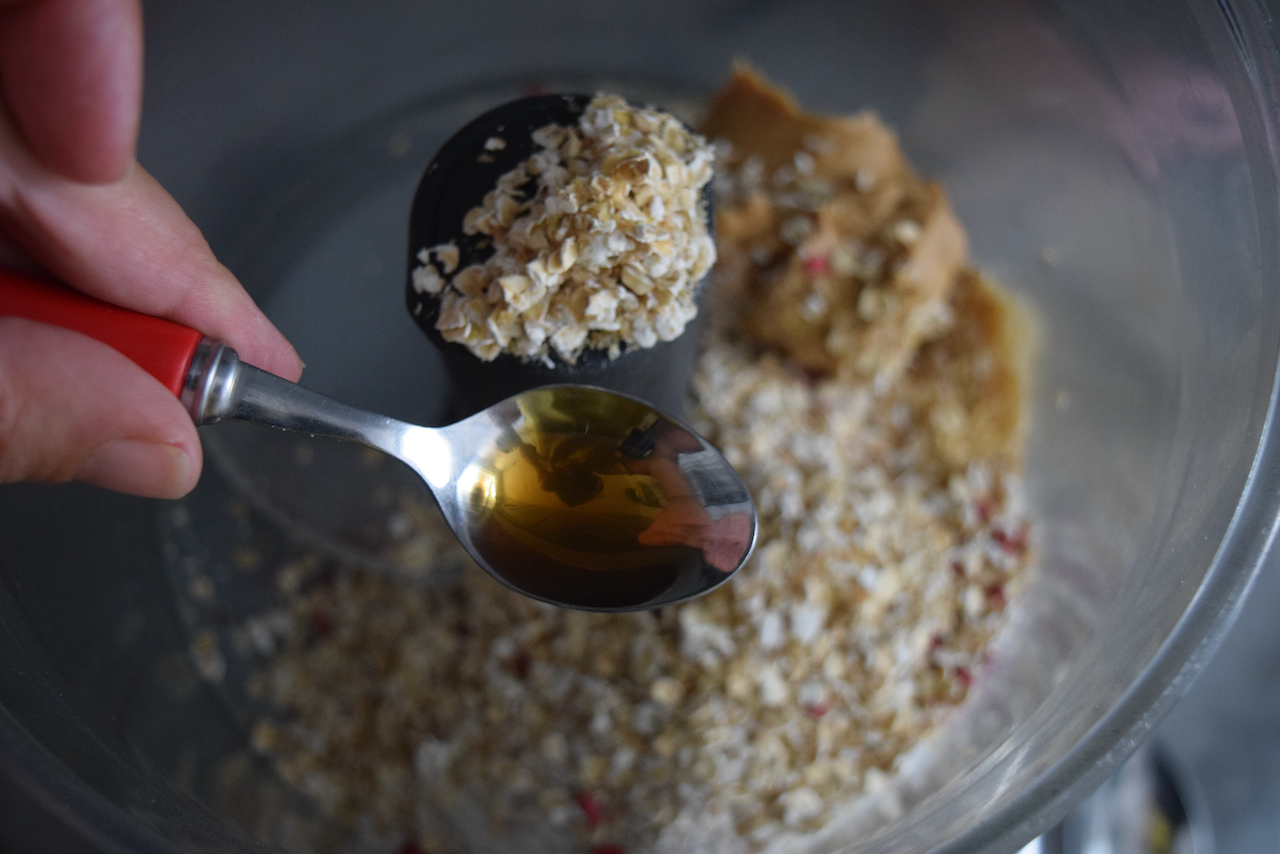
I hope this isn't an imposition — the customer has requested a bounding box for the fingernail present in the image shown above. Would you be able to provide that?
[76,439,196,499]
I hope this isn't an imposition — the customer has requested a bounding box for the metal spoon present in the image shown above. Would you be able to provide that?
[0,270,758,611]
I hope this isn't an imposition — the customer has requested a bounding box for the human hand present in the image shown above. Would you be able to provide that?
[0,0,303,498]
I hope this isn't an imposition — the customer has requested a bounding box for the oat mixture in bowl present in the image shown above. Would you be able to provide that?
[198,69,1037,854]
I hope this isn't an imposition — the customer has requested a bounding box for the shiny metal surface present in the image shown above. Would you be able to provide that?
[179,338,237,424]
[194,344,757,611]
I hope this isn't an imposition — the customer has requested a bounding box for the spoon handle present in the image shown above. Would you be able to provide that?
[0,268,411,457]
[188,341,411,455]
[0,268,203,395]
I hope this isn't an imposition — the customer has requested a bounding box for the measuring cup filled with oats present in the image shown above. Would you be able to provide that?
[407,93,717,420]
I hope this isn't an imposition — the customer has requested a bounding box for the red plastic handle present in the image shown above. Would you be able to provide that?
[0,268,204,397]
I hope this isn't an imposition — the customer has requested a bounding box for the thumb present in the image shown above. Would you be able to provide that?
[0,317,201,497]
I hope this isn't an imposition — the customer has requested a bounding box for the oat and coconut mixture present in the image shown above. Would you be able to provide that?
[412,94,717,365]
[231,70,1034,854]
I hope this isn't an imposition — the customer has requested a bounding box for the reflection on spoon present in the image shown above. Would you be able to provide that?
[464,387,757,609]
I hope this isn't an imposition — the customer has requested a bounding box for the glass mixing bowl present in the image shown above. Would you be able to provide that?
[2,0,1279,851]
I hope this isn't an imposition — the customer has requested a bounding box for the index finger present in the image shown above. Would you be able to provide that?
[0,121,303,380]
